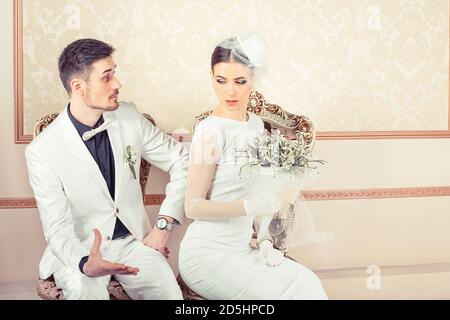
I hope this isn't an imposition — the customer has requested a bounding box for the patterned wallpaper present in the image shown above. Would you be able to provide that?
[21,0,449,133]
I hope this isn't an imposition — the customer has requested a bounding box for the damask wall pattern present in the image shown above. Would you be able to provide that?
[21,0,449,133]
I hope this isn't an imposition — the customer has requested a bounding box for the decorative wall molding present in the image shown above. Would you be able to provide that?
[13,0,450,143]
[0,195,164,209]
[143,194,166,206]
[2,186,450,209]
[302,186,450,201]
[14,0,30,144]
[123,130,450,143]
[0,197,35,209]
[317,130,450,140]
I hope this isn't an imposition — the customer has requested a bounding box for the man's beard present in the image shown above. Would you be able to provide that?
[84,89,119,112]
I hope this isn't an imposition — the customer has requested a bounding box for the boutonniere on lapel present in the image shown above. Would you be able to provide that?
[124,145,137,179]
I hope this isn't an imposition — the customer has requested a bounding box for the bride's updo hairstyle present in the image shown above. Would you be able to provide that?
[210,34,268,76]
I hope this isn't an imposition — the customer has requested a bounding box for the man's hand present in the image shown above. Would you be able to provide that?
[143,217,174,258]
[83,229,140,277]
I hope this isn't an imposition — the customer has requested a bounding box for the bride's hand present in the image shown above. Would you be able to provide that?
[259,240,284,267]
[243,193,282,217]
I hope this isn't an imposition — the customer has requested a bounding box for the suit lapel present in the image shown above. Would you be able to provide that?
[103,111,123,203]
[60,108,113,203]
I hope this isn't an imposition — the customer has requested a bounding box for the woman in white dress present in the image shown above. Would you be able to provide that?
[178,35,327,300]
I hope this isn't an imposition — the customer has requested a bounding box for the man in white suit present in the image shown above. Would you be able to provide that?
[25,38,188,299]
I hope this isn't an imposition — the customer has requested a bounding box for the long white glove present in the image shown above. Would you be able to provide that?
[259,239,284,267]
[243,193,282,217]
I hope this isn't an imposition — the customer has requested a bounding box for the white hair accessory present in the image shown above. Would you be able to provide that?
[236,34,267,70]
[217,34,268,71]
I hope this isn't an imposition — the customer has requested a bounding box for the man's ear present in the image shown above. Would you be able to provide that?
[71,78,85,96]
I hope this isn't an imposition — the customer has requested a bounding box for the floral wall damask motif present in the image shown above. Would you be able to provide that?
[21,0,448,133]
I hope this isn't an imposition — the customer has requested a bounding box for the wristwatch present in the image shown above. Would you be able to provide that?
[155,216,175,231]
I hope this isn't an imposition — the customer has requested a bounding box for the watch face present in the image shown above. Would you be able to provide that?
[156,217,168,229]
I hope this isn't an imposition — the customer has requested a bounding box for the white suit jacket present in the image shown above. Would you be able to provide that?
[25,101,189,279]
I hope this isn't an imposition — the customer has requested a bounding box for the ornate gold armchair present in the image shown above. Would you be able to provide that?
[176,90,317,300]
[34,112,155,300]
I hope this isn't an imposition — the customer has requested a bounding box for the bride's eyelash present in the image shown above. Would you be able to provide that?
[216,79,247,85]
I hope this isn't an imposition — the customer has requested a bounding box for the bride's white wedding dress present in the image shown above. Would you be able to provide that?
[178,112,327,300]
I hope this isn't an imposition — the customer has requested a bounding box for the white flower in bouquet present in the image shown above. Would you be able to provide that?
[235,129,331,252]
[237,129,325,193]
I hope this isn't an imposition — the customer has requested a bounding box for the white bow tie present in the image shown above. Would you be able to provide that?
[82,118,113,141]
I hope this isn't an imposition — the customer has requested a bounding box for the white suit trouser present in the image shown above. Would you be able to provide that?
[53,235,182,300]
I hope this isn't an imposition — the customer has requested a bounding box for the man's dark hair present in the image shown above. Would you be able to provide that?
[58,38,115,95]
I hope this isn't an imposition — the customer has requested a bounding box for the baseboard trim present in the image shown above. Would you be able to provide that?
[0,280,35,294]
[0,262,449,294]
[314,262,450,279]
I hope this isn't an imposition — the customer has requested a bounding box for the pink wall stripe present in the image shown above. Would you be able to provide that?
[1,186,450,209]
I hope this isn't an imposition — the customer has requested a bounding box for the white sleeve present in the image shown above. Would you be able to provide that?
[139,108,189,224]
[184,122,246,220]
[25,145,89,269]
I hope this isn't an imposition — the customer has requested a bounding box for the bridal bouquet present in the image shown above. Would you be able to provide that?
[236,129,330,252]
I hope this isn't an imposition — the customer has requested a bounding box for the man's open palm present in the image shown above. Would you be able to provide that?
[83,229,140,277]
